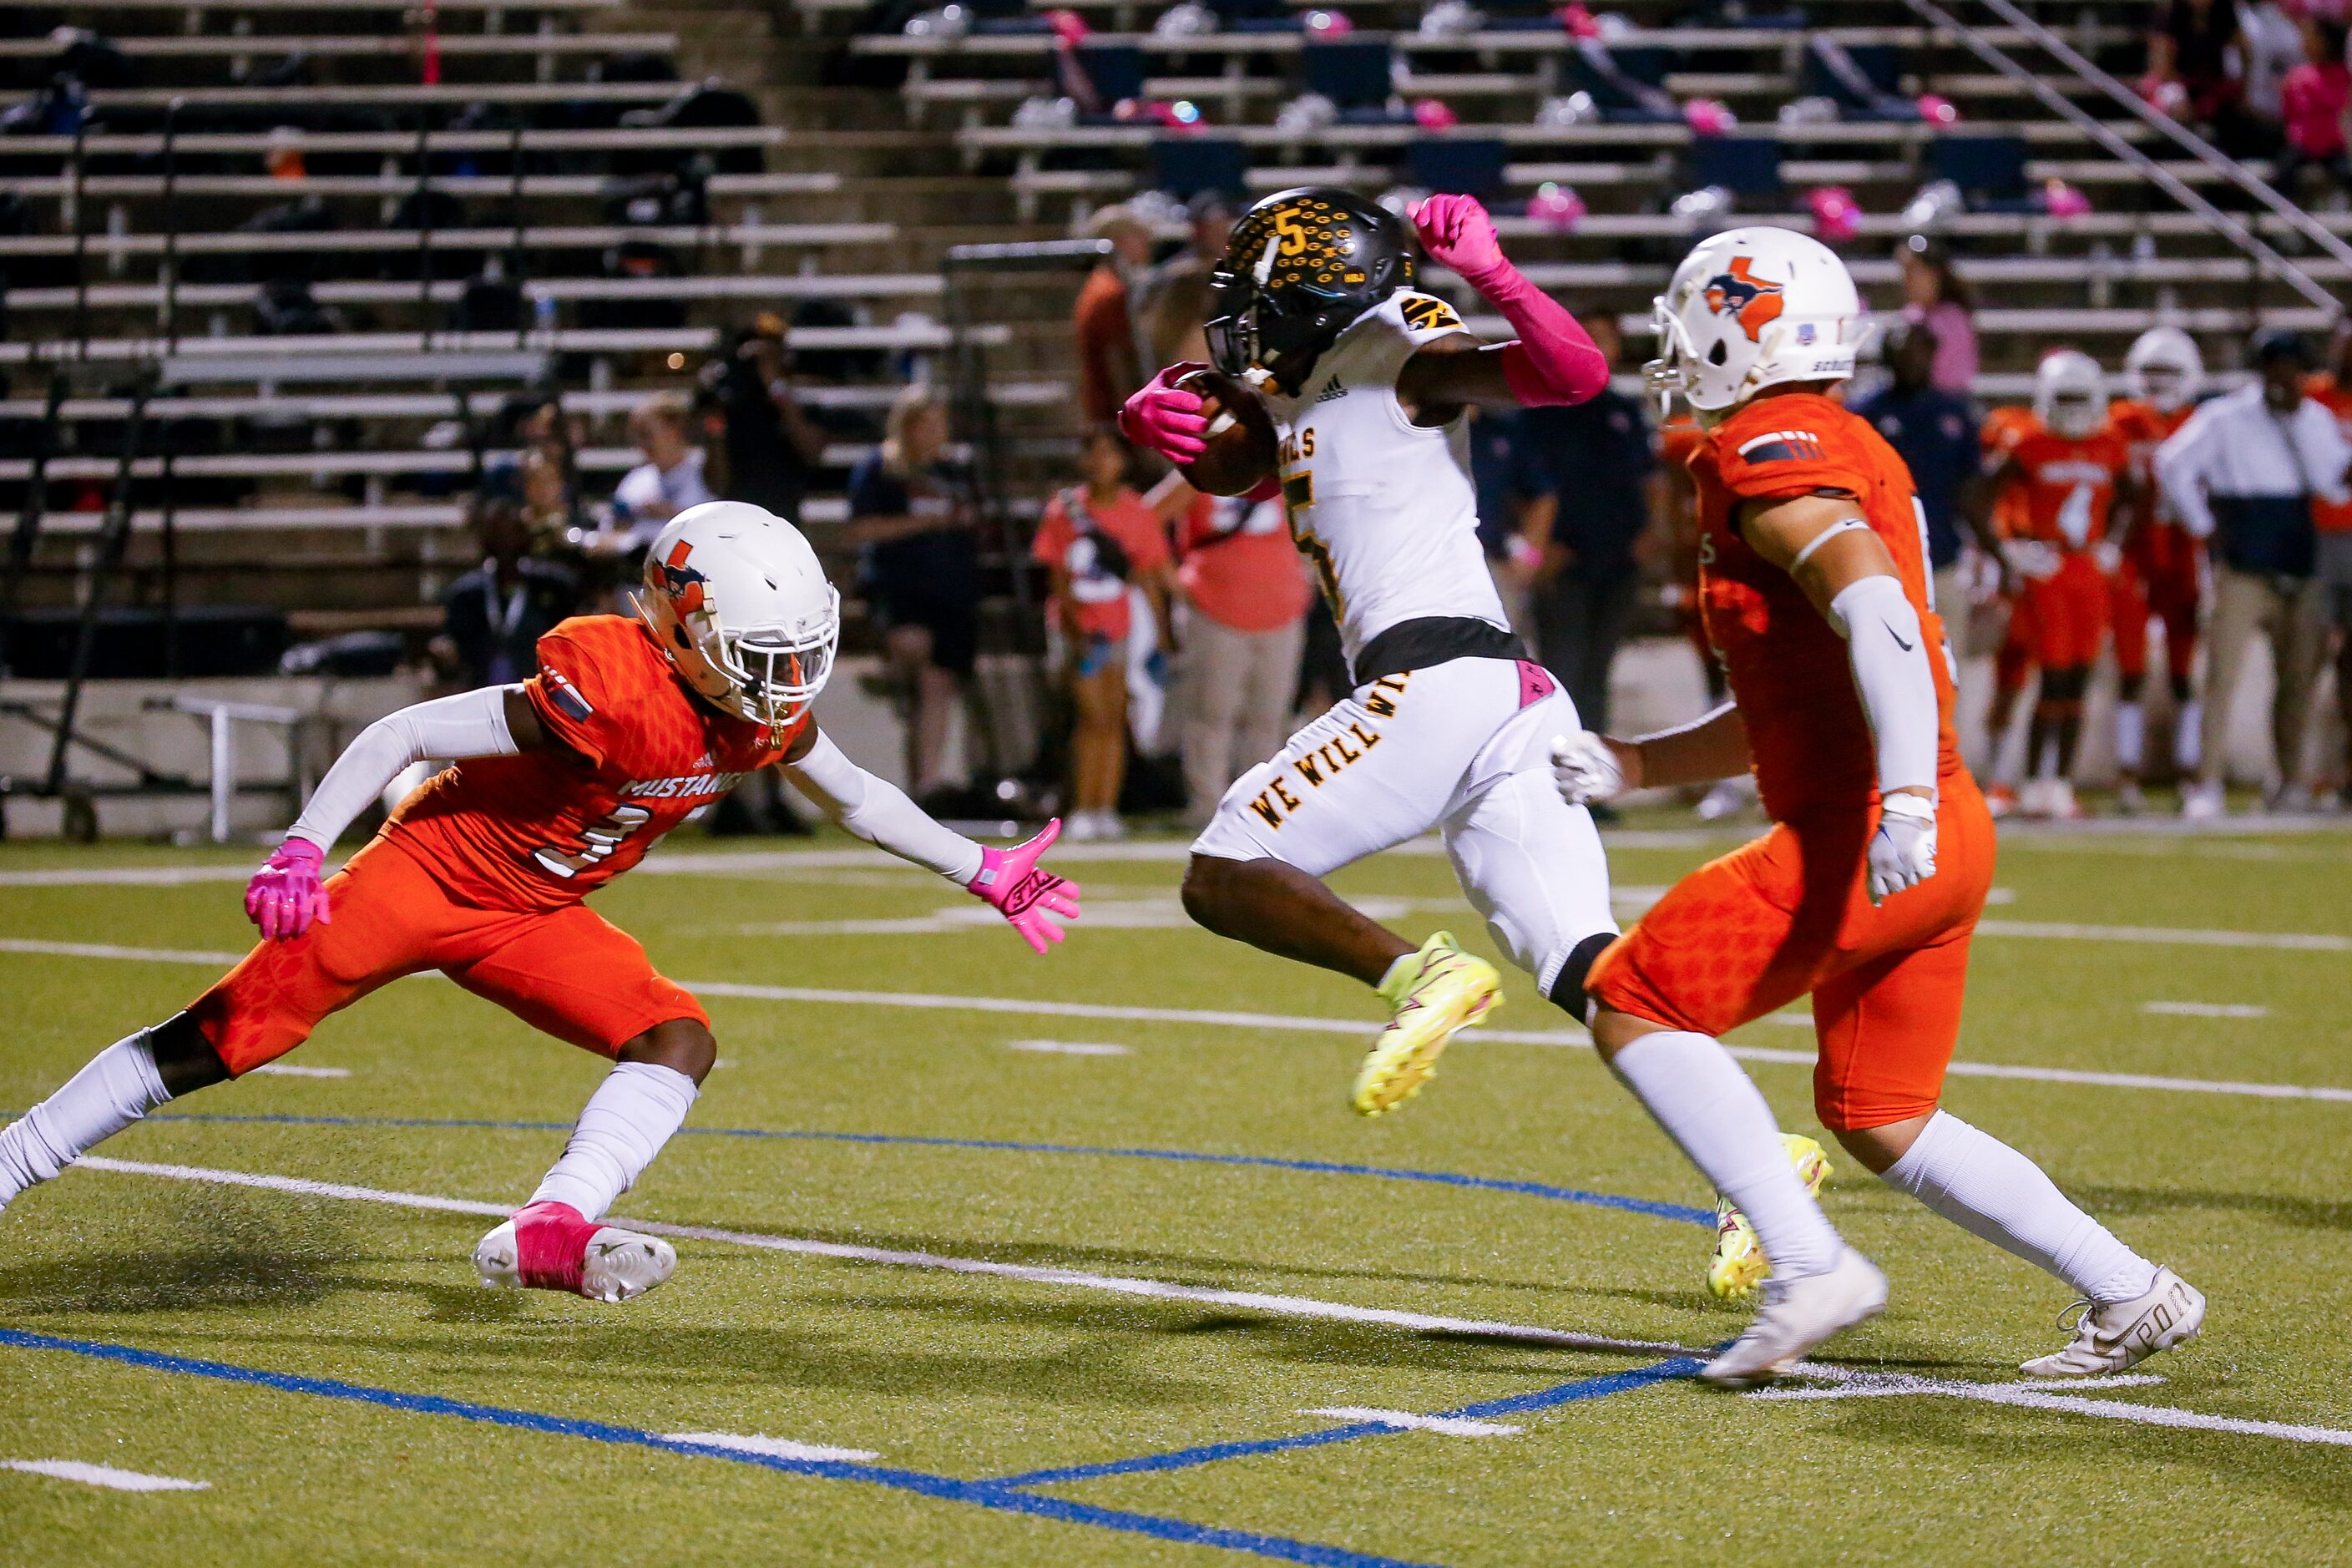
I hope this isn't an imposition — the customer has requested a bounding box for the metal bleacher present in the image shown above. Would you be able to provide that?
[5,0,2342,665]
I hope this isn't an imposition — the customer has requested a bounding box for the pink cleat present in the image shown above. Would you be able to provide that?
[473,1200,676,1303]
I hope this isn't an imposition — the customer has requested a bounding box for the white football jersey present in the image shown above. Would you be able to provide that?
[1258,290,1510,669]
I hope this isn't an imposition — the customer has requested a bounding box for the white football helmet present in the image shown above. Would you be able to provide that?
[634,501,840,729]
[1648,225,1866,415]
[2124,326,2203,413]
[2033,349,2108,440]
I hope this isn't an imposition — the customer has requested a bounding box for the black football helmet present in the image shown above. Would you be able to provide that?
[1203,187,1415,379]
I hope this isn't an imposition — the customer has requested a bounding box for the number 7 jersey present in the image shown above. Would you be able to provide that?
[383,615,801,912]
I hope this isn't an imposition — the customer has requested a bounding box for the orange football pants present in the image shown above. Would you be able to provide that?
[2020,554,2109,670]
[186,838,707,1076]
[1587,777,1996,1131]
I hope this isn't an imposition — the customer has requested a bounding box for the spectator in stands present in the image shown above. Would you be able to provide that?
[1031,428,1175,842]
[1898,235,1978,397]
[1854,321,1987,620]
[1523,316,1655,737]
[2241,1,2308,149]
[2157,329,2352,817]
[1465,405,1554,638]
[1142,190,1238,367]
[1074,204,1154,427]
[433,494,582,689]
[705,313,829,520]
[2276,21,2352,198]
[847,385,982,807]
[2146,0,2275,157]
[613,394,715,545]
[1162,472,1308,827]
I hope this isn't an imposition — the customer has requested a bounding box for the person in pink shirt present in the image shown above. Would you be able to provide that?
[1032,428,1176,840]
[1161,474,1312,827]
[2279,22,2352,195]
[1899,235,1979,397]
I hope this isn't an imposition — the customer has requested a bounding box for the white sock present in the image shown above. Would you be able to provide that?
[0,1033,171,1211]
[1880,1110,2157,1303]
[1608,1030,1843,1279]
[528,1061,699,1221]
[2174,699,2203,771]
[2114,701,2144,773]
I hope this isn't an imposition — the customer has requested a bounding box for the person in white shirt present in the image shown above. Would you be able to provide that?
[2156,330,2352,817]
[613,394,716,548]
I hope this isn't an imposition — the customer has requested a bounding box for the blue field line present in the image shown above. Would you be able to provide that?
[129,1110,1716,1228]
[989,1358,1704,1490]
[0,1328,1446,1568]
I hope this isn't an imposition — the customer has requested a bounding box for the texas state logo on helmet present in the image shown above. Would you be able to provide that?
[634,501,841,730]
[1650,227,1864,414]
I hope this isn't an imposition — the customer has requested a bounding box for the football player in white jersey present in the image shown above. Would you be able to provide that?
[1118,190,1863,1327]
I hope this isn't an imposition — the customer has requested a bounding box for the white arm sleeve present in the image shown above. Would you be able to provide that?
[786,730,985,884]
[1826,574,1940,800]
[288,685,519,850]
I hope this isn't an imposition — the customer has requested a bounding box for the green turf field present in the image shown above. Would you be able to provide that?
[3,819,2350,1565]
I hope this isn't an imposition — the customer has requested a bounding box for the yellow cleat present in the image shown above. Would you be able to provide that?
[1352,932,1501,1116]
[1707,1133,1834,1302]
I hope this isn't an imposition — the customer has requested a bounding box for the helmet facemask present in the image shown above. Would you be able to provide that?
[637,564,840,730]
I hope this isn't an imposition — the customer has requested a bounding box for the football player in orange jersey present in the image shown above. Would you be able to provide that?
[1975,402,2040,813]
[0,503,1081,1302]
[1551,229,2201,1383]
[1983,351,2138,819]
[2107,327,2208,808]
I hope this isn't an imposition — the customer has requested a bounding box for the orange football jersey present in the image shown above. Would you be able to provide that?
[2107,398,2192,522]
[2307,375,2352,533]
[383,615,801,913]
[1993,419,2128,551]
[1980,405,2039,539]
[1687,392,1966,821]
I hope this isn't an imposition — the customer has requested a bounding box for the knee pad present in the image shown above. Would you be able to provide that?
[1545,930,1617,1023]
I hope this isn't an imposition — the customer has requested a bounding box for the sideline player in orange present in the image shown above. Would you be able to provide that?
[0,502,1081,1302]
[1975,401,2040,812]
[1984,350,2137,819]
[1550,228,2202,1383]
[2108,328,2208,807]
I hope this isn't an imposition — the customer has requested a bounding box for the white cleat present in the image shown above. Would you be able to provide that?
[1699,1247,1887,1388]
[2019,1266,2204,1378]
[473,1201,677,1304]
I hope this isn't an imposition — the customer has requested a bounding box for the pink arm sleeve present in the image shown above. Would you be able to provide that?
[1466,264,1610,407]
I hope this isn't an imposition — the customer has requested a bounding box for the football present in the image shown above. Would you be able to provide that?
[1174,367,1279,497]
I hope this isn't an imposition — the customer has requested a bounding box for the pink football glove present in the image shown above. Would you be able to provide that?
[245,837,330,942]
[1410,194,1506,283]
[1117,362,1211,462]
[967,819,1082,954]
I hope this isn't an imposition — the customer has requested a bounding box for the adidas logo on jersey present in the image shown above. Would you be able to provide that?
[1313,378,1348,404]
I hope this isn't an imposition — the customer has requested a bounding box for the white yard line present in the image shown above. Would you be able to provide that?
[7,938,2350,1103]
[0,1459,209,1492]
[2143,1001,2270,1019]
[247,1064,353,1079]
[68,1156,1692,1358]
[1302,1408,1522,1436]
[63,1154,2352,1453]
[1751,1368,2352,1446]
[660,1432,878,1464]
[1007,1040,1133,1057]
[1975,918,2352,952]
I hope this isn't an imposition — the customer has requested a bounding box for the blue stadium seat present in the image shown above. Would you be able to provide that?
[1151,136,1250,200]
[1302,39,1396,116]
[1687,134,1784,200]
[1075,42,1146,106]
[1928,133,2031,209]
[1562,41,1678,124]
[1801,39,1911,120]
[1409,138,1509,200]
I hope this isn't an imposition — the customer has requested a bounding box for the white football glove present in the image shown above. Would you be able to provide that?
[2092,538,2123,575]
[1550,731,1626,807]
[2000,539,2061,583]
[1866,793,1938,905]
